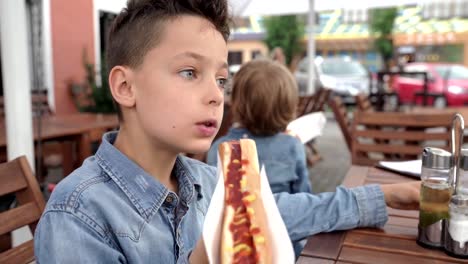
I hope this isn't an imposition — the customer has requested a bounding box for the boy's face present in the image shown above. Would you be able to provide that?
[130,15,227,154]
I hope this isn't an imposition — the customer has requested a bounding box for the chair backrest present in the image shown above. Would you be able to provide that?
[0,156,45,264]
[297,95,315,117]
[355,93,373,112]
[351,111,453,166]
[328,96,353,151]
[310,88,331,112]
[297,88,331,117]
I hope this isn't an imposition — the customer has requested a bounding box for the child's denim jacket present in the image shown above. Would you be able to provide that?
[35,131,387,263]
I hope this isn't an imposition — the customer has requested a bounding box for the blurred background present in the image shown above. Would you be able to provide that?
[3,0,468,188]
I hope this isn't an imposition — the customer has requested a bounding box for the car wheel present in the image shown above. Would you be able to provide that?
[433,96,447,108]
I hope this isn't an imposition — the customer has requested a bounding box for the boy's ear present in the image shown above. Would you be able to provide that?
[108,66,136,108]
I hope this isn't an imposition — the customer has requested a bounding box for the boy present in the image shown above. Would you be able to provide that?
[34,0,419,263]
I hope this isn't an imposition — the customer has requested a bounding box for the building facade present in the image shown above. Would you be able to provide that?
[3,1,468,115]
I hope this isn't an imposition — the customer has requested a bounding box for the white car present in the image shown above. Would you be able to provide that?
[295,56,370,103]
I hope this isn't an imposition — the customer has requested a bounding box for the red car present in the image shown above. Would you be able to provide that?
[392,63,468,107]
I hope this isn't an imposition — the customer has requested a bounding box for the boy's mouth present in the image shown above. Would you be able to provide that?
[197,119,218,129]
[195,119,218,137]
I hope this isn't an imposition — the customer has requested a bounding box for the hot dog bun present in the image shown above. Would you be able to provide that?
[219,139,272,264]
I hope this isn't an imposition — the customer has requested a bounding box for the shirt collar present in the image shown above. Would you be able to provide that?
[227,127,251,137]
[95,131,202,220]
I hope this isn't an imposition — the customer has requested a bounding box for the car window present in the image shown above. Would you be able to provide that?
[434,65,468,80]
[401,65,432,80]
[296,58,307,73]
[320,60,367,76]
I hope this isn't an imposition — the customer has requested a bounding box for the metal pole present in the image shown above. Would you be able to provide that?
[0,0,35,167]
[307,0,316,95]
[423,72,428,106]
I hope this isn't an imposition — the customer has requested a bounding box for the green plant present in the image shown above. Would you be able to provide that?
[84,59,116,113]
[263,15,305,66]
[72,51,116,114]
[369,8,398,70]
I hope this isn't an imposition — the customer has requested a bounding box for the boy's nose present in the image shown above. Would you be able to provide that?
[205,80,223,106]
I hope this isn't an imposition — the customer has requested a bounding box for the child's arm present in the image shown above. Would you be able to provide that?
[35,211,124,262]
[275,181,420,243]
[274,184,387,242]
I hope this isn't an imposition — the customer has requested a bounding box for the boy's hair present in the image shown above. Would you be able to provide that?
[106,0,231,119]
[231,59,298,136]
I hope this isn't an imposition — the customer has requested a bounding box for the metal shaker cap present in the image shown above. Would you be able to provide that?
[459,149,468,170]
[422,147,453,169]
[450,194,468,207]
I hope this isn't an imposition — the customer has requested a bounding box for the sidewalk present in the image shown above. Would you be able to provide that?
[308,114,351,193]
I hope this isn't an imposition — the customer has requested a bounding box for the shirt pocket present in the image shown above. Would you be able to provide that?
[262,160,298,193]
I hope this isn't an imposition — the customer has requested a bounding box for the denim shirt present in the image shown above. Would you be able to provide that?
[207,127,311,194]
[35,131,388,263]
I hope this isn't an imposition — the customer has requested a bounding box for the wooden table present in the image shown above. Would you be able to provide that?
[298,166,468,263]
[0,113,118,174]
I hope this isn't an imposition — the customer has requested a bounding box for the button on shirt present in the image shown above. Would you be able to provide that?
[34,131,388,263]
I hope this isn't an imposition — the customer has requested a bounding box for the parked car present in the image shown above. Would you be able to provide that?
[295,56,370,103]
[294,57,323,96]
[392,62,468,107]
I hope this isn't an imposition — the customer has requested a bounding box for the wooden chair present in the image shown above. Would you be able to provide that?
[311,88,331,112]
[351,111,453,166]
[328,96,353,152]
[355,93,373,112]
[297,94,315,117]
[0,156,45,264]
[297,89,331,117]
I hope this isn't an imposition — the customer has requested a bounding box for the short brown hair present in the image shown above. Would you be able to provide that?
[106,0,231,119]
[231,59,298,136]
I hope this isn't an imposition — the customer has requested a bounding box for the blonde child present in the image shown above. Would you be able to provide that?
[207,59,311,195]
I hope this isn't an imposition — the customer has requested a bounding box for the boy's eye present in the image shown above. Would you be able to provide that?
[179,69,196,79]
[216,78,227,89]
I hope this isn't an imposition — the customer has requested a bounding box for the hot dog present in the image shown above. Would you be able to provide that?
[218,139,272,264]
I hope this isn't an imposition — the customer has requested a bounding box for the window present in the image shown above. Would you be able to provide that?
[251,50,262,59]
[402,65,432,80]
[434,65,468,80]
[422,1,468,19]
[228,51,243,65]
[342,9,367,24]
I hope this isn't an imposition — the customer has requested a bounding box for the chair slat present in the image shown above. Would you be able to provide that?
[0,156,44,262]
[355,94,373,112]
[357,112,452,127]
[0,161,27,196]
[0,240,34,264]
[351,111,454,166]
[354,143,428,156]
[0,203,41,236]
[354,129,451,141]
